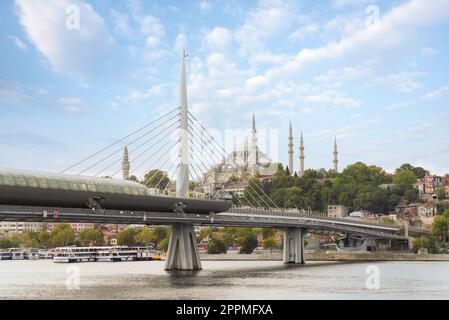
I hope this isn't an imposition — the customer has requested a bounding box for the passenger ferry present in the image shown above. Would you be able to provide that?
[38,249,54,259]
[97,246,138,262]
[23,249,39,260]
[52,246,163,263]
[53,247,98,263]
[0,250,11,260]
[9,248,24,260]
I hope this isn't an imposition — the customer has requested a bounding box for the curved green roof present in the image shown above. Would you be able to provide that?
[0,168,150,196]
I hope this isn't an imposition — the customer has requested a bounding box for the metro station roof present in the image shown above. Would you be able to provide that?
[0,168,149,196]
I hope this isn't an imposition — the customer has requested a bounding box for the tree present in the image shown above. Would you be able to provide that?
[243,179,268,207]
[198,227,212,242]
[412,237,429,253]
[79,229,104,246]
[157,237,170,251]
[262,228,275,239]
[0,238,14,249]
[396,164,428,179]
[117,228,137,246]
[239,233,259,254]
[135,227,154,246]
[432,215,449,243]
[207,238,227,254]
[263,237,277,251]
[51,224,75,247]
[37,231,52,248]
[152,226,168,243]
[393,169,417,187]
[143,169,170,189]
[436,188,446,200]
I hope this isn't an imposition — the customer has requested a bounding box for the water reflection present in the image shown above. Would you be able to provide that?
[0,260,448,299]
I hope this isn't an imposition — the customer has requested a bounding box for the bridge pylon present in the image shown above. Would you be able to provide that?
[283,227,305,264]
[165,49,202,271]
[165,223,202,270]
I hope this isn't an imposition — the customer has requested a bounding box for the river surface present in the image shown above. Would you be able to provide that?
[0,260,448,299]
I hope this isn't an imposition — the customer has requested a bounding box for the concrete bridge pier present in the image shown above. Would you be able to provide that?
[165,223,202,271]
[283,227,305,264]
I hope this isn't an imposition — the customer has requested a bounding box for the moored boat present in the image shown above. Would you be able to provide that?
[0,250,11,260]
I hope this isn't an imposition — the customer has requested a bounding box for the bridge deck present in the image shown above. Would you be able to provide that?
[0,205,409,240]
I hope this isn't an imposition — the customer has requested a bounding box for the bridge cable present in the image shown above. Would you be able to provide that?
[188,112,278,208]
[188,141,262,208]
[61,106,180,174]
[188,111,277,207]
[79,113,180,176]
[188,151,246,205]
[103,120,180,178]
[188,128,266,208]
[131,135,180,179]
[187,124,273,209]
[138,138,181,184]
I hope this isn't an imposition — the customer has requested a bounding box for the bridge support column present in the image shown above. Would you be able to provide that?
[165,223,202,271]
[283,228,305,264]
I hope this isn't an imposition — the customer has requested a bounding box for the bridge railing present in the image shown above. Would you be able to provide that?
[227,207,401,229]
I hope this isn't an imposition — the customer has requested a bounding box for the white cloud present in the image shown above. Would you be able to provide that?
[8,35,27,50]
[57,97,89,114]
[235,0,297,55]
[333,0,371,8]
[200,0,212,12]
[376,72,424,93]
[265,0,449,80]
[422,85,449,99]
[110,9,132,38]
[205,27,233,51]
[384,100,414,111]
[421,46,439,57]
[175,33,187,53]
[140,15,165,38]
[15,0,116,79]
[289,24,319,41]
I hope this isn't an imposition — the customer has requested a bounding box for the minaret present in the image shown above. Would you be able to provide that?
[176,49,189,197]
[299,131,305,177]
[250,113,258,177]
[122,146,130,180]
[333,137,338,173]
[288,121,294,176]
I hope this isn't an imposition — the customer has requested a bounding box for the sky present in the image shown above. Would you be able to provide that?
[0,0,449,177]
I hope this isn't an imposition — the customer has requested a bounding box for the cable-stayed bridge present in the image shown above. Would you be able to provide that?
[0,51,424,270]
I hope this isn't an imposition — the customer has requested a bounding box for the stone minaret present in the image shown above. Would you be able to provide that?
[333,137,339,173]
[249,113,258,177]
[288,121,294,176]
[122,146,130,180]
[299,131,305,177]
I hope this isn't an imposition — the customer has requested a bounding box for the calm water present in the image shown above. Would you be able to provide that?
[0,260,448,299]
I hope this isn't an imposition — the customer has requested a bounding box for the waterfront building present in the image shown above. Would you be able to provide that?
[327,205,348,218]
[0,222,43,235]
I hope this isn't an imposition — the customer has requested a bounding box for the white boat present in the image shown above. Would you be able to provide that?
[0,250,11,260]
[9,248,24,260]
[97,246,138,262]
[38,249,53,259]
[23,249,39,260]
[53,247,97,263]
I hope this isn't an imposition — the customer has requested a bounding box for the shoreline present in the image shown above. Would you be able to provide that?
[200,251,449,262]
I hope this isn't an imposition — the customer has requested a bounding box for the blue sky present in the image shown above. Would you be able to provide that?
[1,0,449,177]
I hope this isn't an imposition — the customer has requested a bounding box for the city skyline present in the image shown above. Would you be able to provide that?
[1,0,449,175]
